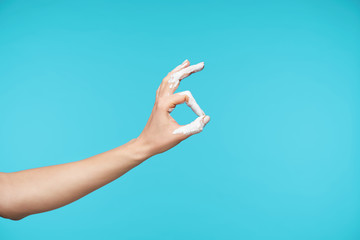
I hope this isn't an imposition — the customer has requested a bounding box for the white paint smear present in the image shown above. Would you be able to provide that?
[179,91,205,117]
[172,59,188,72]
[168,62,204,89]
[173,116,210,135]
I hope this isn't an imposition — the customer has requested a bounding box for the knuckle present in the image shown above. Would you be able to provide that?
[167,72,173,78]
[182,94,188,102]
[182,90,191,96]
[162,75,171,84]
[179,91,190,102]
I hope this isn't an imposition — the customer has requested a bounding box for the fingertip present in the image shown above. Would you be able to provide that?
[192,62,205,72]
[182,59,190,68]
[171,59,191,74]
[203,115,210,125]
[199,62,205,69]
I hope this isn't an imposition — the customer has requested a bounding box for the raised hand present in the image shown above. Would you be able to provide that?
[136,60,210,156]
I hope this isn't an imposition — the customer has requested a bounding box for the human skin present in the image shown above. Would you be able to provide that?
[0,60,210,220]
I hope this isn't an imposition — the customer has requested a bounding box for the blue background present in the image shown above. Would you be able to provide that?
[0,0,359,239]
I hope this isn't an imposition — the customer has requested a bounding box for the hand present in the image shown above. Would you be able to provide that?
[135,59,210,157]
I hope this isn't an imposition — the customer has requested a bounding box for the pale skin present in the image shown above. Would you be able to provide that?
[0,60,210,220]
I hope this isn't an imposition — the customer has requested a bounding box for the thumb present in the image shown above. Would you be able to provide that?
[173,115,210,136]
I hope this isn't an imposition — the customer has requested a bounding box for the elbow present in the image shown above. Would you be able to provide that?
[0,173,26,221]
[0,211,26,221]
[0,198,27,220]
[0,198,27,221]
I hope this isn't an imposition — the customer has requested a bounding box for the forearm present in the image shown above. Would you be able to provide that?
[0,139,150,220]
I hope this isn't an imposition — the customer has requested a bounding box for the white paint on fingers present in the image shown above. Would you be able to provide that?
[168,62,204,89]
[173,115,210,135]
[172,59,188,72]
[179,91,205,117]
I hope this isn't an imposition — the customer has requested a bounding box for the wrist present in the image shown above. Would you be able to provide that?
[124,138,154,162]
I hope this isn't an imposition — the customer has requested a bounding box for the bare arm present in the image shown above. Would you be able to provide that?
[0,60,210,220]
